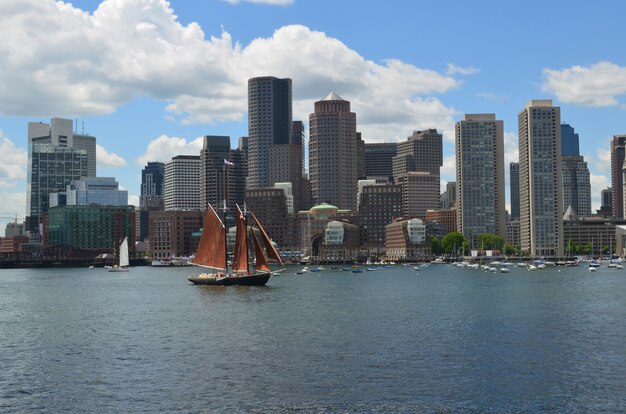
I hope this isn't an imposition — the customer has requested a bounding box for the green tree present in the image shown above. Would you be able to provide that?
[477,233,505,251]
[430,236,443,255]
[441,232,469,255]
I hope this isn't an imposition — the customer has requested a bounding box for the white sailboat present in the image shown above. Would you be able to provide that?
[108,237,130,272]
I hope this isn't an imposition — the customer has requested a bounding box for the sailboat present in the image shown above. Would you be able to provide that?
[188,203,283,286]
[108,237,130,272]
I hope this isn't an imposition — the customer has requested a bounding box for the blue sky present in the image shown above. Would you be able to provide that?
[1,0,626,231]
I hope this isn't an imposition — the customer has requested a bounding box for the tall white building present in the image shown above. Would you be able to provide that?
[455,114,506,245]
[518,100,563,256]
[164,155,201,211]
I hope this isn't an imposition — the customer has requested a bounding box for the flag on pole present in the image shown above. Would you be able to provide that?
[224,159,234,166]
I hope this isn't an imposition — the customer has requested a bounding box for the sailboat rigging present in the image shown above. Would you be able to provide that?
[188,203,283,286]
[108,237,130,272]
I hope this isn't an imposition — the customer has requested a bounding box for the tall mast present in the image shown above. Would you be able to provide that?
[223,163,229,271]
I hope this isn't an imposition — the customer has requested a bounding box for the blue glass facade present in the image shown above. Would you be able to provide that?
[561,124,580,156]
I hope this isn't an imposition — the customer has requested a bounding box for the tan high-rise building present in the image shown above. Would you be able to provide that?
[518,100,563,256]
[455,114,505,245]
[392,129,443,219]
[309,92,357,211]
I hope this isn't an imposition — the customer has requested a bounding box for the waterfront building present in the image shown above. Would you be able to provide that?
[148,210,203,260]
[309,92,358,211]
[364,143,397,182]
[611,135,626,218]
[505,220,521,247]
[319,220,360,262]
[0,235,29,253]
[562,156,591,216]
[564,216,626,258]
[403,172,440,220]
[425,208,457,234]
[357,183,403,253]
[199,135,231,211]
[26,118,95,236]
[510,162,520,220]
[247,76,292,190]
[518,100,563,256]
[385,218,430,261]
[297,203,353,258]
[561,123,580,157]
[164,155,201,212]
[455,114,506,245]
[50,177,128,207]
[46,205,135,250]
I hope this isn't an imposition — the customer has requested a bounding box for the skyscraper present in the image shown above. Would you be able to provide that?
[611,135,626,218]
[559,123,591,216]
[455,114,506,244]
[510,162,520,220]
[364,143,397,182]
[26,118,95,235]
[199,135,231,210]
[518,100,563,256]
[560,123,580,157]
[164,155,201,211]
[309,92,358,211]
[562,156,591,216]
[247,76,292,190]
[393,129,442,219]
[140,162,165,210]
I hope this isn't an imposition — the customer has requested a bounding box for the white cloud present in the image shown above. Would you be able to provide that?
[136,135,204,165]
[96,144,127,169]
[588,146,611,176]
[0,192,26,234]
[0,1,460,142]
[504,131,518,167]
[542,61,626,106]
[590,173,610,212]
[0,131,28,188]
[128,195,140,207]
[441,155,456,183]
[446,64,479,76]
[477,92,507,102]
[223,0,294,4]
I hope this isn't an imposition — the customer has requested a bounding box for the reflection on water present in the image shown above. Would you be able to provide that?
[1,264,626,412]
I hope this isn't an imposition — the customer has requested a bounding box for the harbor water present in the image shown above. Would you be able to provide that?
[1,264,625,412]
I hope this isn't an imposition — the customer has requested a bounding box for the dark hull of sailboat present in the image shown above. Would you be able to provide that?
[188,271,271,286]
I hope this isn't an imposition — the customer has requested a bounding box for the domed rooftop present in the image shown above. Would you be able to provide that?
[310,202,339,213]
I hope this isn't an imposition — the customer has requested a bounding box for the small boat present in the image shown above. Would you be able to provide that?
[527,265,537,271]
[588,266,597,272]
[500,267,510,273]
[108,237,130,272]
[351,268,363,273]
[188,204,283,286]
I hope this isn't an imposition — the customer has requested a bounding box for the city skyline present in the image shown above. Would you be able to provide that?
[1,0,626,230]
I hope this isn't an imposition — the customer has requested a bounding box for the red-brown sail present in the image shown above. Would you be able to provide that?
[250,211,283,265]
[232,206,249,273]
[192,204,226,270]
[251,229,270,272]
